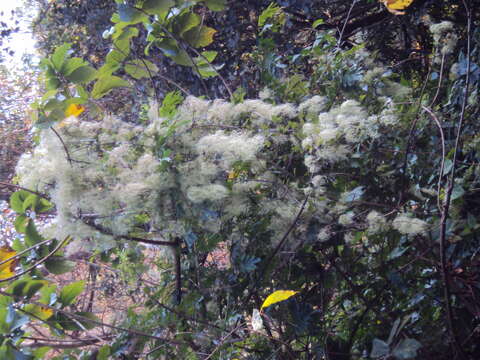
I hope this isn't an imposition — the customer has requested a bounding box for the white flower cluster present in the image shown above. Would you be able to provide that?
[301,98,398,172]
[362,68,411,100]
[430,21,458,62]
[366,211,389,234]
[393,213,428,236]
[196,131,265,169]
[15,91,410,255]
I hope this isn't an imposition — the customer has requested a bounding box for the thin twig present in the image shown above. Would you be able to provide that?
[0,236,71,283]
[22,336,112,349]
[429,51,447,108]
[398,61,433,207]
[438,2,471,358]
[0,181,51,200]
[421,106,446,211]
[337,0,358,47]
[0,289,187,346]
[80,215,177,247]
[204,323,245,360]
[156,73,192,96]
[0,238,53,268]
[263,195,310,270]
[152,299,225,330]
[185,45,233,99]
[50,126,72,165]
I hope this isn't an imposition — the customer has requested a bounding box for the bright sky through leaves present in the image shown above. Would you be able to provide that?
[0,0,38,67]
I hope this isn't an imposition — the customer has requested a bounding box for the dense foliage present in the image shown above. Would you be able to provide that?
[0,62,37,200]
[0,0,479,359]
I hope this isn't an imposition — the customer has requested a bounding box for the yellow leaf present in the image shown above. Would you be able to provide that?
[260,290,298,310]
[65,103,85,117]
[0,246,17,280]
[380,0,414,14]
[386,0,414,10]
[227,170,238,180]
[37,306,54,320]
[24,304,54,321]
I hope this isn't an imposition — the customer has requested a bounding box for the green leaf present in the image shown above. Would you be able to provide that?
[231,86,246,104]
[258,2,282,28]
[75,312,99,329]
[112,27,138,57]
[35,198,54,213]
[7,308,30,332]
[173,11,201,36]
[124,59,159,79]
[14,215,29,233]
[43,98,61,112]
[92,76,130,99]
[64,97,87,106]
[204,0,226,11]
[47,108,65,122]
[155,39,194,66]
[154,38,179,56]
[9,190,30,214]
[11,238,25,253]
[61,57,85,76]
[54,313,83,331]
[33,113,56,129]
[51,43,71,71]
[117,4,146,24]
[24,280,46,299]
[197,64,219,78]
[0,305,10,333]
[451,184,465,201]
[312,18,324,28]
[171,50,194,66]
[183,26,216,48]
[194,51,221,78]
[98,62,121,77]
[65,66,98,84]
[59,281,85,307]
[56,311,99,331]
[9,279,29,297]
[46,77,61,91]
[32,347,51,359]
[159,91,184,118]
[39,283,57,305]
[118,25,140,40]
[97,345,111,360]
[44,256,75,275]
[76,85,89,100]
[40,89,58,103]
[25,220,44,247]
[22,194,39,212]
[142,0,175,17]
[199,50,217,63]
[106,49,127,65]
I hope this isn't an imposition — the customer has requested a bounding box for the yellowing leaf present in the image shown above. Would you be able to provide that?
[0,246,17,280]
[38,306,54,320]
[65,104,85,117]
[385,0,413,10]
[228,170,238,180]
[380,0,414,14]
[260,290,298,310]
[24,304,54,321]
